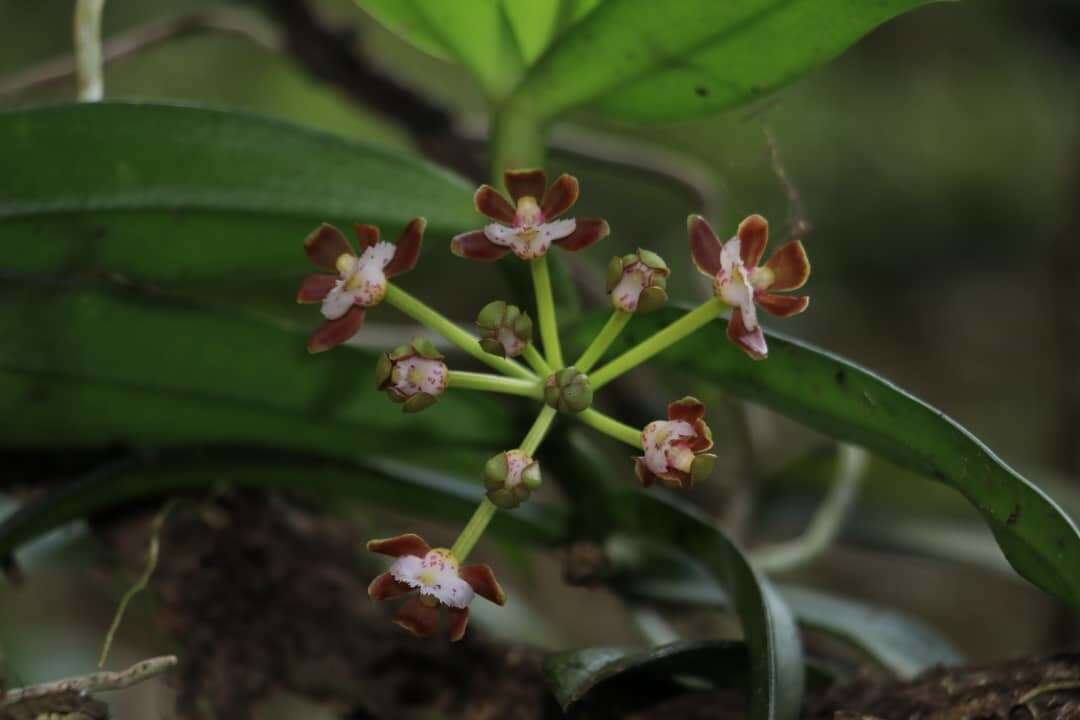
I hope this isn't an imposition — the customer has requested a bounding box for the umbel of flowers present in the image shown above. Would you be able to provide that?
[295,170,811,640]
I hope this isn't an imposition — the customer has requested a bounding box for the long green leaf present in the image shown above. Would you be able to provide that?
[575,307,1080,605]
[610,491,805,720]
[0,102,477,294]
[506,0,946,123]
[0,449,565,564]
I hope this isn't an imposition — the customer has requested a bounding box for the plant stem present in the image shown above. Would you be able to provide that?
[0,656,177,708]
[447,371,543,399]
[521,343,553,376]
[521,406,558,455]
[577,408,643,450]
[750,445,868,573]
[450,499,498,562]
[450,407,558,563]
[74,0,106,101]
[531,256,564,369]
[589,298,724,389]
[575,310,631,374]
[385,284,535,381]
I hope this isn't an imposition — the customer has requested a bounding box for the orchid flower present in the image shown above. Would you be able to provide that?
[636,397,717,490]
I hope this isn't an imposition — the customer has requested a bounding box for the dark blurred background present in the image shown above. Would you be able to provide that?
[1,0,1079,716]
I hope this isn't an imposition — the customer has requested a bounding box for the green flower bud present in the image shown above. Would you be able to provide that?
[476,300,533,358]
[544,367,593,414]
[483,450,541,509]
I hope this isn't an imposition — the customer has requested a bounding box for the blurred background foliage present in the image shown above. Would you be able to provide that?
[1,0,1079,716]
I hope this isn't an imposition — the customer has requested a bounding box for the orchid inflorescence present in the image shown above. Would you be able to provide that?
[296,168,811,640]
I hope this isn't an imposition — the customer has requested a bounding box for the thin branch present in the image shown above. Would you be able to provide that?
[0,656,178,708]
[763,125,813,244]
[0,6,281,97]
[750,444,868,573]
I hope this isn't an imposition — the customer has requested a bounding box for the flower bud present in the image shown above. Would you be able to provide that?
[484,450,542,509]
[376,337,448,413]
[544,367,593,414]
[476,300,534,358]
[606,249,670,314]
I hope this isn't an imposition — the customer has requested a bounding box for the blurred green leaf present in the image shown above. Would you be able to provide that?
[576,306,1080,606]
[609,537,961,678]
[0,449,566,563]
[544,640,749,713]
[0,102,477,297]
[610,491,804,720]
[355,0,525,98]
[506,0,946,123]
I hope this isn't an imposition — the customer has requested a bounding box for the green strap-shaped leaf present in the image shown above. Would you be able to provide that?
[0,449,566,563]
[576,307,1080,605]
[544,640,750,712]
[505,0,948,123]
[0,102,477,295]
[611,491,805,720]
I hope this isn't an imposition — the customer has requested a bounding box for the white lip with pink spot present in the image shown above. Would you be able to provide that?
[393,356,448,398]
[390,549,475,608]
[642,420,697,477]
[713,236,759,332]
[320,241,396,319]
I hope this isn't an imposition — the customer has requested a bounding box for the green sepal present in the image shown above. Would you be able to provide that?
[477,300,508,330]
[388,343,412,361]
[411,336,443,360]
[480,337,507,357]
[690,453,717,485]
[487,487,520,509]
[636,286,669,314]
[402,392,437,413]
[606,256,625,292]
[375,352,393,387]
[637,248,668,271]
[522,461,542,491]
[484,452,510,490]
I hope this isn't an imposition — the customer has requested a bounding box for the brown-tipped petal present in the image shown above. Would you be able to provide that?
[554,217,609,252]
[451,229,511,261]
[307,306,365,354]
[447,607,470,642]
[460,564,507,605]
[727,309,768,360]
[354,224,380,253]
[385,217,425,278]
[689,419,714,453]
[474,185,517,224]
[658,469,692,491]
[296,274,337,304]
[634,458,657,488]
[688,215,723,277]
[393,597,440,637]
[367,532,431,558]
[540,174,579,219]
[504,168,548,204]
[368,572,415,601]
[737,214,769,268]
[667,396,706,424]
[304,223,352,270]
[764,240,811,292]
[757,293,809,318]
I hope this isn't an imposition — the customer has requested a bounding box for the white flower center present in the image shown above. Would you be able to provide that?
[713,237,759,331]
[392,356,448,398]
[319,241,396,319]
[503,450,532,488]
[390,549,475,609]
[484,218,576,260]
[642,420,696,476]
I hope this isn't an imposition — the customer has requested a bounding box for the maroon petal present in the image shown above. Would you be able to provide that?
[540,174,579,219]
[385,217,426,278]
[688,419,714,453]
[688,215,723,277]
[634,458,656,488]
[307,306,365,354]
[764,241,810,292]
[367,532,431,558]
[667,396,706,424]
[737,214,769,269]
[474,185,516,224]
[657,469,692,490]
[354,224,380,253]
[460,564,506,605]
[451,229,511,261]
[393,597,440,637]
[304,223,352,271]
[504,168,548,204]
[296,274,336,304]
[727,309,768,360]
[554,218,609,252]
[447,607,470,642]
[368,572,415,601]
[757,293,809,318]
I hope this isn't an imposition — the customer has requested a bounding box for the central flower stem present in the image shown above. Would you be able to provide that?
[574,310,631,374]
[450,406,558,563]
[589,298,724,389]
[530,256,564,369]
[385,284,536,381]
[447,371,544,399]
